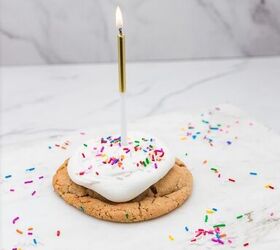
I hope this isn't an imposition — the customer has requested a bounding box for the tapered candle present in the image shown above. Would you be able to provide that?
[116,6,127,145]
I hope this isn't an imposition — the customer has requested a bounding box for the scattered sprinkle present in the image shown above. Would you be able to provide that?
[243,242,249,247]
[16,229,23,234]
[56,230,61,237]
[265,184,274,190]
[26,167,35,172]
[31,190,36,196]
[228,178,236,183]
[249,172,257,176]
[5,175,12,179]
[24,180,33,184]
[204,215,208,223]
[12,217,19,224]
[168,235,174,241]
[213,224,226,228]
[236,215,243,219]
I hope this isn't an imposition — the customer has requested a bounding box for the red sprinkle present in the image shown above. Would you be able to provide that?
[81,153,86,158]
[228,178,236,182]
[243,242,249,247]
[56,230,61,237]
[95,172,99,176]
[31,191,36,196]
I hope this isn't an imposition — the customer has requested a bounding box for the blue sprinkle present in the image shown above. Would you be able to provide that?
[196,132,201,135]
[192,135,197,140]
[210,127,219,130]
[202,120,209,124]
[33,238,37,245]
[5,175,12,179]
[48,146,52,149]
[212,208,218,211]
[185,226,189,231]
[226,141,232,145]
[26,167,35,172]
[249,172,257,176]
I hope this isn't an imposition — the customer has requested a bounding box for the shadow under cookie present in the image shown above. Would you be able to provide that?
[52,158,193,223]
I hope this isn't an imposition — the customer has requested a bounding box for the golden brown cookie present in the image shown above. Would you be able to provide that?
[52,158,193,222]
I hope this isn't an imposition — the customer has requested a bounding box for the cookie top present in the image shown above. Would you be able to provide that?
[53,158,193,222]
[67,132,175,202]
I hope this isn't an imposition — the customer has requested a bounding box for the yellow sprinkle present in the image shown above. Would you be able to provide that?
[180,136,187,141]
[168,235,174,241]
[206,209,214,214]
[181,127,186,131]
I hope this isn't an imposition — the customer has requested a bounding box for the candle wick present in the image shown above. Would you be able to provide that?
[118,27,123,35]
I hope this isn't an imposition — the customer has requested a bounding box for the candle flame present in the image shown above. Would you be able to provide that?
[116,6,123,30]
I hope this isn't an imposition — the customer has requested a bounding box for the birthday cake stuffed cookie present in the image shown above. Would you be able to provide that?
[52,132,193,222]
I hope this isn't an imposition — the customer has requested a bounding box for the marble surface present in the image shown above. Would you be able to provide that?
[1,0,280,65]
[1,57,280,249]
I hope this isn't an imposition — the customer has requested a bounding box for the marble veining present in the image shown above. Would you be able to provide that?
[1,0,280,65]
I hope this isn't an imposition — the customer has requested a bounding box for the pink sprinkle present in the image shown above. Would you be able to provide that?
[100,146,104,152]
[31,191,36,196]
[228,239,233,244]
[154,163,158,169]
[190,239,196,242]
[12,216,19,224]
[82,153,86,158]
[38,176,44,179]
[10,189,15,192]
[80,132,85,135]
[88,165,93,170]
[28,232,33,236]
[24,180,33,184]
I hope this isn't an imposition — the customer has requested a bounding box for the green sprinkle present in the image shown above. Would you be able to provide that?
[213,223,226,228]
[143,161,147,167]
[210,168,218,171]
[125,213,129,219]
[83,144,88,147]
[204,215,208,223]
[236,215,243,219]
[145,158,150,164]
[134,140,140,144]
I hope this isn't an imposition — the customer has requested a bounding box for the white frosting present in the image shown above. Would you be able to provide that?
[67,132,175,202]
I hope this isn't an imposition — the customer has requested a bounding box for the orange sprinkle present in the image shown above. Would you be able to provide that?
[28,227,33,231]
[220,234,227,238]
[16,229,23,234]
[203,160,207,164]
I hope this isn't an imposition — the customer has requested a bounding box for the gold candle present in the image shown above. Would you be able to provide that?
[116,6,127,145]
[116,6,126,93]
